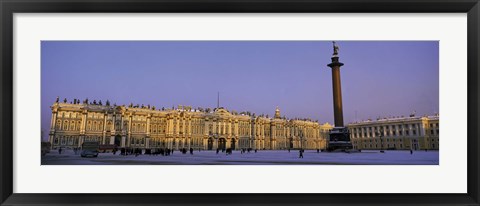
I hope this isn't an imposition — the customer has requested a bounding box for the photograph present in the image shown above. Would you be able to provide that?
[2,0,477,204]
[40,40,439,165]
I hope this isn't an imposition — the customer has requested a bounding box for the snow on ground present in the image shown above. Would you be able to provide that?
[42,149,439,165]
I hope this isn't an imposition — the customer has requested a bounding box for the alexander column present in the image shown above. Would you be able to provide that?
[326,41,352,151]
[328,41,345,127]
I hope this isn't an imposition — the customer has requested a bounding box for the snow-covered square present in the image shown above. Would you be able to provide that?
[42,149,439,165]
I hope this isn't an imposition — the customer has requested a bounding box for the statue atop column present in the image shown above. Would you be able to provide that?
[332,41,339,56]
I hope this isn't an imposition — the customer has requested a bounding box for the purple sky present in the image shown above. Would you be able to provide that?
[41,41,438,140]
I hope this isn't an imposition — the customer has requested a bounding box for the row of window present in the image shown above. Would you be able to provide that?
[350,124,421,139]
[53,136,101,145]
[56,120,105,131]
[54,118,326,139]
[355,143,438,149]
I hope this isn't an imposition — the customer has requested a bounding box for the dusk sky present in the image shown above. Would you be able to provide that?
[41,41,438,139]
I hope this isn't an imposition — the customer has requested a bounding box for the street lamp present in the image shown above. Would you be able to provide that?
[377,128,385,153]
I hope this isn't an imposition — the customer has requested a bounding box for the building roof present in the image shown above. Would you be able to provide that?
[348,114,439,126]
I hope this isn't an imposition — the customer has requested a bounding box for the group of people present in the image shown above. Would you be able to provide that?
[179,148,194,155]
[214,148,261,155]
[239,148,259,154]
[57,147,82,155]
[116,147,201,156]
[73,147,81,155]
[119,148,172,156]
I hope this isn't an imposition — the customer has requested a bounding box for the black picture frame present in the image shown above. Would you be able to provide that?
[1,0,479,205]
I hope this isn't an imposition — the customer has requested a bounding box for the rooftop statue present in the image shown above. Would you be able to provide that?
[332,41,339,56]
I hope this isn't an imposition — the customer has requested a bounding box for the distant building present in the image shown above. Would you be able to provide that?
[347,114,439,150]
[48,101,332,150]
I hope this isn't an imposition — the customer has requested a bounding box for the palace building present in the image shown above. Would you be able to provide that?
[48,100,333,150]
[348,114,439,150]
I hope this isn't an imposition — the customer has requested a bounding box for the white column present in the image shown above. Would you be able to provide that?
[176,118,180,136]
[50,111,57,130]
[102,113,107,144]
[81,111,87,134]
[127,115,132,147]
[112,113,116,132]
[146,116,151,137]
[420,123,425,136]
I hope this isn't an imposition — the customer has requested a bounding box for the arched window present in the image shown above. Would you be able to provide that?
[70,121,75,130]
[56,120,61,130]
[63,121,69,130]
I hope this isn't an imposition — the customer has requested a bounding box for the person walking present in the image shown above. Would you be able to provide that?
[190,148,194,155]
[410,149,413,155]
[299,149,304,158]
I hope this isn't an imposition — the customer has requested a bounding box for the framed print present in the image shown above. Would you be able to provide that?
[1,0,479,205]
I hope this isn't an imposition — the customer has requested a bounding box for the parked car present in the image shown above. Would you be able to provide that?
[81,141,99,158]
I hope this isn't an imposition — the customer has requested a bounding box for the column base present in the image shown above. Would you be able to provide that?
[327,127,353,152]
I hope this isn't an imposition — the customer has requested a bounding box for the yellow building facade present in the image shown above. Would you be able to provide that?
[48,101,332,150]
[348,115,439,150]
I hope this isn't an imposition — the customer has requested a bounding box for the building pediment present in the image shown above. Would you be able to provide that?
[214,108,231,116]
